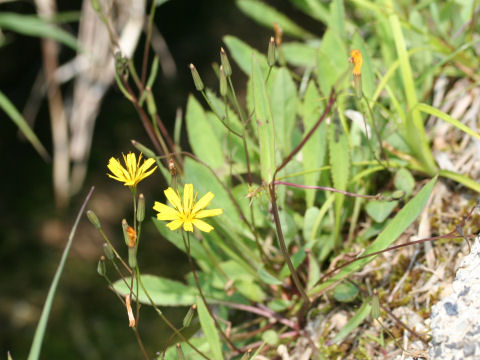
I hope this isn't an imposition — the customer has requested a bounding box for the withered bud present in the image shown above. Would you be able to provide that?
[273,22,283,46]
[125,294,136,327]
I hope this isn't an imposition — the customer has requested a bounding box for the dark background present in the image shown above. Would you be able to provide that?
[0,0,321,358]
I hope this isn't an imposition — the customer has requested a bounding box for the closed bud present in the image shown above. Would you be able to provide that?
[220,47,232,76]
[128,246,137,268]
[189,63,204,91]
[219,66,227,97]
[391,190,405,200]
[183,304,196,327]
[86,210,101,229]
[131,140,156,159]
[137,193,145,223]
[103,243,114,260]
[268,36,276,67]
[97,256,106,277]
[176,343,185,360]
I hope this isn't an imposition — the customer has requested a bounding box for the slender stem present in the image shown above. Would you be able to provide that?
[268,183,310,325]
[183,232,241,354]
[141,0,157,86]
[132,327,149,360]
[275,181,383,200]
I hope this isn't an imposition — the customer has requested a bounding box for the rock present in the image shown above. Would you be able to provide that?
[429,236,480,359]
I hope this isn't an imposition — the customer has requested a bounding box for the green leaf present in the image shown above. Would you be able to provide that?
[439,169,480,194]
[316,29,348,95]
[311,176,437,294]
[330,300,371,344]
[290,0,330,23]
[236,280,267,302]
[329,0,345,39]
[223,35,268,75]
[303,206,320,241]
[333,282,358,302]
[251,53,276,182]
[269,68,297,155]
[302,81,326,207]
[262,329,279,345]
[236,0,314,39]
[113,274,198,306]
[389,8,437,174]
[197,298,224,360]
[186,95,225,170]
[416,102,480,142]
[282,42,318,67]
[0,90,50,161]
[365,200,398,223]
[258,265,283,285]
[279,248,306,279]
[0,13,80,51]
[394,168,415,196]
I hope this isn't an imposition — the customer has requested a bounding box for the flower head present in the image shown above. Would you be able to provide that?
[107,152,157,187]
[349,49,363,77]
[153,184,223,233]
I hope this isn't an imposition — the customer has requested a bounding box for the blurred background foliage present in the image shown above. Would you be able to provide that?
[0,0,319,358]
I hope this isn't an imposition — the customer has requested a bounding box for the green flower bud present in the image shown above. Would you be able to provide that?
[97,256,106,277]
[128,246,137,268]
[130,140,156,159]
[370,291,380,320]
[183,304,196,327]
[103,243,114,260]
[189,63,204,91]
[219,66,227,97]
[137,193,145,223]
[268,36,276,67]
[220,47,232,76]
[122,219,130,246]
[146,89,157,117]
[90,0,101,13]
[86,210,101,229]
[240,349,252,360]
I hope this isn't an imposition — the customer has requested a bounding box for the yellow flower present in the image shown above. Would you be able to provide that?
[349,49,363,77]
[107,152,157,187]
[153,184,223,233]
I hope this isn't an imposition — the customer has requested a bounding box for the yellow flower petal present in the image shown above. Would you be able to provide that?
[183,220,194,232]
[164,187,183,212]
[195,208,223,219]
[192,192,214,214]
[192,219,214,233]
[166,220,184,231]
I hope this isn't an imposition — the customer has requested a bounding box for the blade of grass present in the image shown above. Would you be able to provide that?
[439,170,480,194]
[388,6,437,175]
[0,90,50,162]
[330,300,371,344]
[27,187,94,360]
[415,103,480,141]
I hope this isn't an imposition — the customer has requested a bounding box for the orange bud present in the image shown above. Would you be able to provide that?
[349,49,363,77]
[273,22,283,46]
[126,226,137,247]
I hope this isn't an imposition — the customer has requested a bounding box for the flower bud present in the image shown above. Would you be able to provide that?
[90,0,101,13]
[189,63,204,91]
[219,66,227,97]
[122,219,130,246]
[183,304,196,327]
[273,22,283,46]
[349,49,363,99]
[131,140,156,159]
[220,47,232,76]
[371,290,380,319]
[176,343,185,360]
[86,210,101,229]
[103,243,114,260]
[97,256,106,277]
[137,193,145,223]
[128,246,137,268]
[268,36,276,67]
